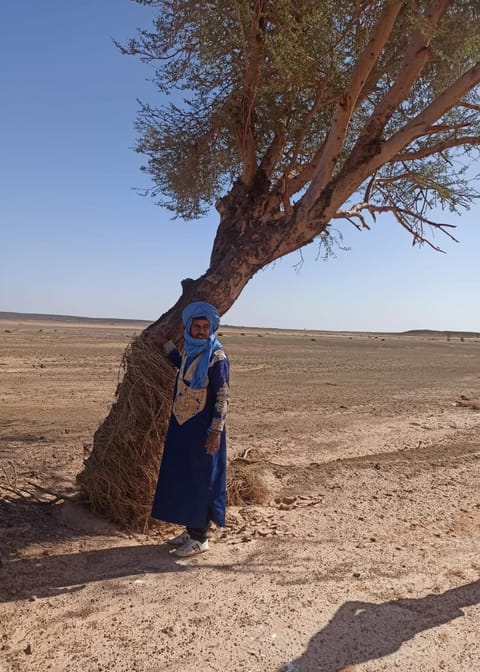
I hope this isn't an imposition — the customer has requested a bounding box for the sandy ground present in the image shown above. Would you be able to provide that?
[1,316,479,672]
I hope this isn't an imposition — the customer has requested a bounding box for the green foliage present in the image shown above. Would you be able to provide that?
[123,0,480,222]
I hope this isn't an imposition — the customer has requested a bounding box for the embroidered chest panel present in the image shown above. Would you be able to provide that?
[172,380,207,425]
[172,354,208,425]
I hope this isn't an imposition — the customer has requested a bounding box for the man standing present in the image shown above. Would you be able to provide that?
[147,302,229,557]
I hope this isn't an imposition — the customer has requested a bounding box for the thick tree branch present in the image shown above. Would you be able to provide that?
[356,0,449,142]
[299,0,404,212]
[311,0,447,213]
[283,14,369,197]
[236,0,267,187]
[380,61,480,164]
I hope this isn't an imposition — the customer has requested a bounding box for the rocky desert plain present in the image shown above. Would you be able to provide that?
[0,313,479,672]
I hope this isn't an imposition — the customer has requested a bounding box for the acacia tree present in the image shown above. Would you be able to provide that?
[78,0,480,528]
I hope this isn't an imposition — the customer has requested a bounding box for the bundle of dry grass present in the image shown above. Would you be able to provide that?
[77,336,175,531]
[227,458,270,506]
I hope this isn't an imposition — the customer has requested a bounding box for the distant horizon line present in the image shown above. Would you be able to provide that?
[0,311,478,337]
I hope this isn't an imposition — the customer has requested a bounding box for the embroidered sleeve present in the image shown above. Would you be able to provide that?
[163,340,182,368]
[208,352,230,432]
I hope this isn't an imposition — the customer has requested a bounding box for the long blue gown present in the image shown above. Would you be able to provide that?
[151,346,229,529]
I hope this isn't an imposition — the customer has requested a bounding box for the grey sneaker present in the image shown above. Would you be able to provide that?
[174,538,209,557]
[166,531,190,547]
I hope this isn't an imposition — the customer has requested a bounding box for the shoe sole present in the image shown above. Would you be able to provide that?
[174,545,209,558]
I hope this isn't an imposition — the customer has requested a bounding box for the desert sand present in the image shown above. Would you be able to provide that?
[1,315,479,672]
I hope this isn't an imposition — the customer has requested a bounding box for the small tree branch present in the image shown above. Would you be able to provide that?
[283,88,336,191]
[334,208,371,231]
[259,127,287,178]
[395,136,480,161]
[419,121,473,135]
[370,200,458,250]
[334,198,460,250]
[24,480,79,503]
[459,101,480,113]
[374,172,414,183]
[389,209,448,251]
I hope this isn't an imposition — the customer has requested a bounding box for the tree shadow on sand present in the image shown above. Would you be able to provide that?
[0,497,186,602]
[0,495,125,554]
[282,580,480,672]
[0,542,187,603]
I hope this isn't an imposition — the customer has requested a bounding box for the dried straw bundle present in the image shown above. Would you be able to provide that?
[77,336,175,531]
[227,458,270,506]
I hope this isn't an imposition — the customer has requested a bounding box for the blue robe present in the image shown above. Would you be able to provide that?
[151,346,229,529]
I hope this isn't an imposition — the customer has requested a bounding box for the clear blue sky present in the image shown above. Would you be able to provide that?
[1,1,479,332]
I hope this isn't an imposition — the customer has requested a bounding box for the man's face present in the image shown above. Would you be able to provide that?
[190,317,210,340]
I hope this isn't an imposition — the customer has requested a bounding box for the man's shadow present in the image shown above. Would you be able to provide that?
[284,580,480,671]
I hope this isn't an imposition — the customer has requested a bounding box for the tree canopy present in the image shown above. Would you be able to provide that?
[121,0,480,253]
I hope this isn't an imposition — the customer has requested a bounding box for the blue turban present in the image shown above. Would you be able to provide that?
[182,301,222,389]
